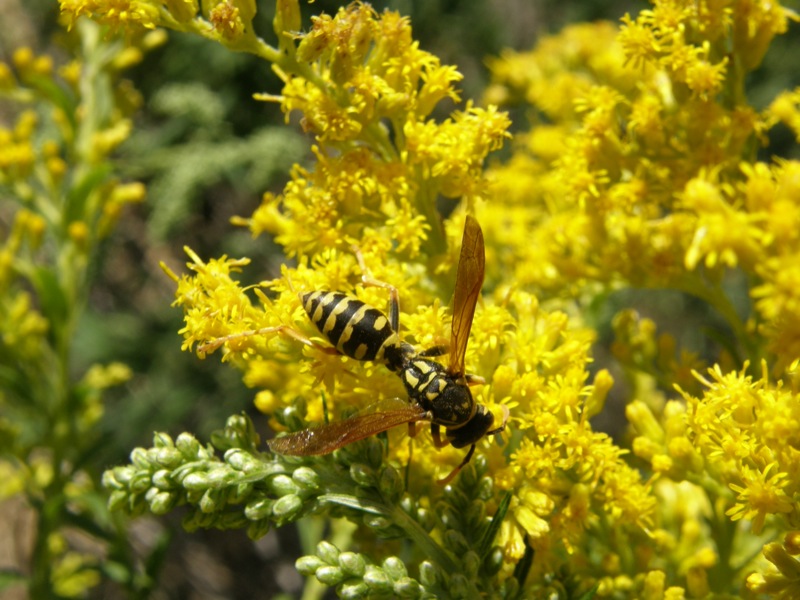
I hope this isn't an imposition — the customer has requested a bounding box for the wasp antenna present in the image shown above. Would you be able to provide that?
[199,324,330,355]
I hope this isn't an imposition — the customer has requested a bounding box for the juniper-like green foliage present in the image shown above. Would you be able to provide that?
[104,414,525,599]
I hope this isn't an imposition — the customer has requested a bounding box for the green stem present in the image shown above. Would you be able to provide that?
[672,273,760,366]
[318,492,457,569]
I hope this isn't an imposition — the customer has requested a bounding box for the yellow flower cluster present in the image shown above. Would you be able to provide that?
[63,0,800,596]
[483,0,800,594]
[155,2,660,593]
[59,0,162,30]
[247,4,510,259]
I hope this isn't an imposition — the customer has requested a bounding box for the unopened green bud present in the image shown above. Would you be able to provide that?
[393,576,422,597]
[108,490,129,511]
[154,446,183,467]
[130,447,151,469]
[103,466,132,489]
[182,472,209,490]
[296,554,326,574]
[444,530,469,555]
[419,561,440,587]
[232,482,253,501]
[199,489,221,513]
[382,556,407,579]
[449,574,470,598]
[292,467,321,490]
[399,494,415,513]
[272,494,303,519]
[477,476,493,500]
[270,474,300,496]
[339,552,366,577]
[246,519,270,540]
[226,448,261,472]
[152,469,172,490]
[130,473,152,493]
[153,432,174,448]
[379,466,403,500]
[176,432,202,457]
[459,464,478,489]
[466,499,486,526]
[350,463,377,487]
[316,565,345,586]
[463,551,481,578]
[503,576,520,598]
[364,439,384,468]
[416,507,434,531]
[147,490,175,514]
[245,497,274,520]
[363,566,392,590]
[339,581,369,599]
[439,505,459,529]
[204,467,236,487]
[317,540,340,564]
[364,515,392,530]
[445,486,468,507]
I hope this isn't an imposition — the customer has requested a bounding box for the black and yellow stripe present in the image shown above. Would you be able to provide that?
[302,291,399,362]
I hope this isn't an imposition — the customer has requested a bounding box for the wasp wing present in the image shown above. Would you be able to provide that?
[268,400,429,456]
[448,215,485,376]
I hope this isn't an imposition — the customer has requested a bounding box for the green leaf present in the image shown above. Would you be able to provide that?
[64,164,113,226]
[30,267,69,332]
[477,491,511,560]
[318,494,389,516]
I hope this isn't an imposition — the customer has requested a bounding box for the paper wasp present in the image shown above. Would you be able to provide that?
[264,216,507,484]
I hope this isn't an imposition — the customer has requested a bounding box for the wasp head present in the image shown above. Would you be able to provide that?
[447,404,498,449]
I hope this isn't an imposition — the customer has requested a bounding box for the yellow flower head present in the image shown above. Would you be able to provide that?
[59,0,161,30]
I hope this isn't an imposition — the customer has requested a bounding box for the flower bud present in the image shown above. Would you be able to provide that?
[296,554,326,575]
[245,498,274,520]
[382,556,407,579]
[315,565,345,586]
[272,494,303,519]
[293,467,321,490]
[363,565,392,590]
[316,540,340,564]
[339,552,366,577]
[419,560,440,587]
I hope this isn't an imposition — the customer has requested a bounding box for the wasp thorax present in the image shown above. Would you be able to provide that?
[424,378,471,424]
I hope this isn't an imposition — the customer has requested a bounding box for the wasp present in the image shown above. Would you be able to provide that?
[265,216,507,484]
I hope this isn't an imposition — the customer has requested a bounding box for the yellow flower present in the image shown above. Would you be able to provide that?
[683,45,728,100]
[58,0,161,30]
[727,463,794,534]
[208,2,245,43]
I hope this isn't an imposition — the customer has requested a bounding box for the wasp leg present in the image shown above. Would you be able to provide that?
[430,423,450,448]
[437,444,476,486]
[353,246,401,333]
[465,373,486,386]
[430,423,472,485]
[199,324,340,356]
[418,344,449,358]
